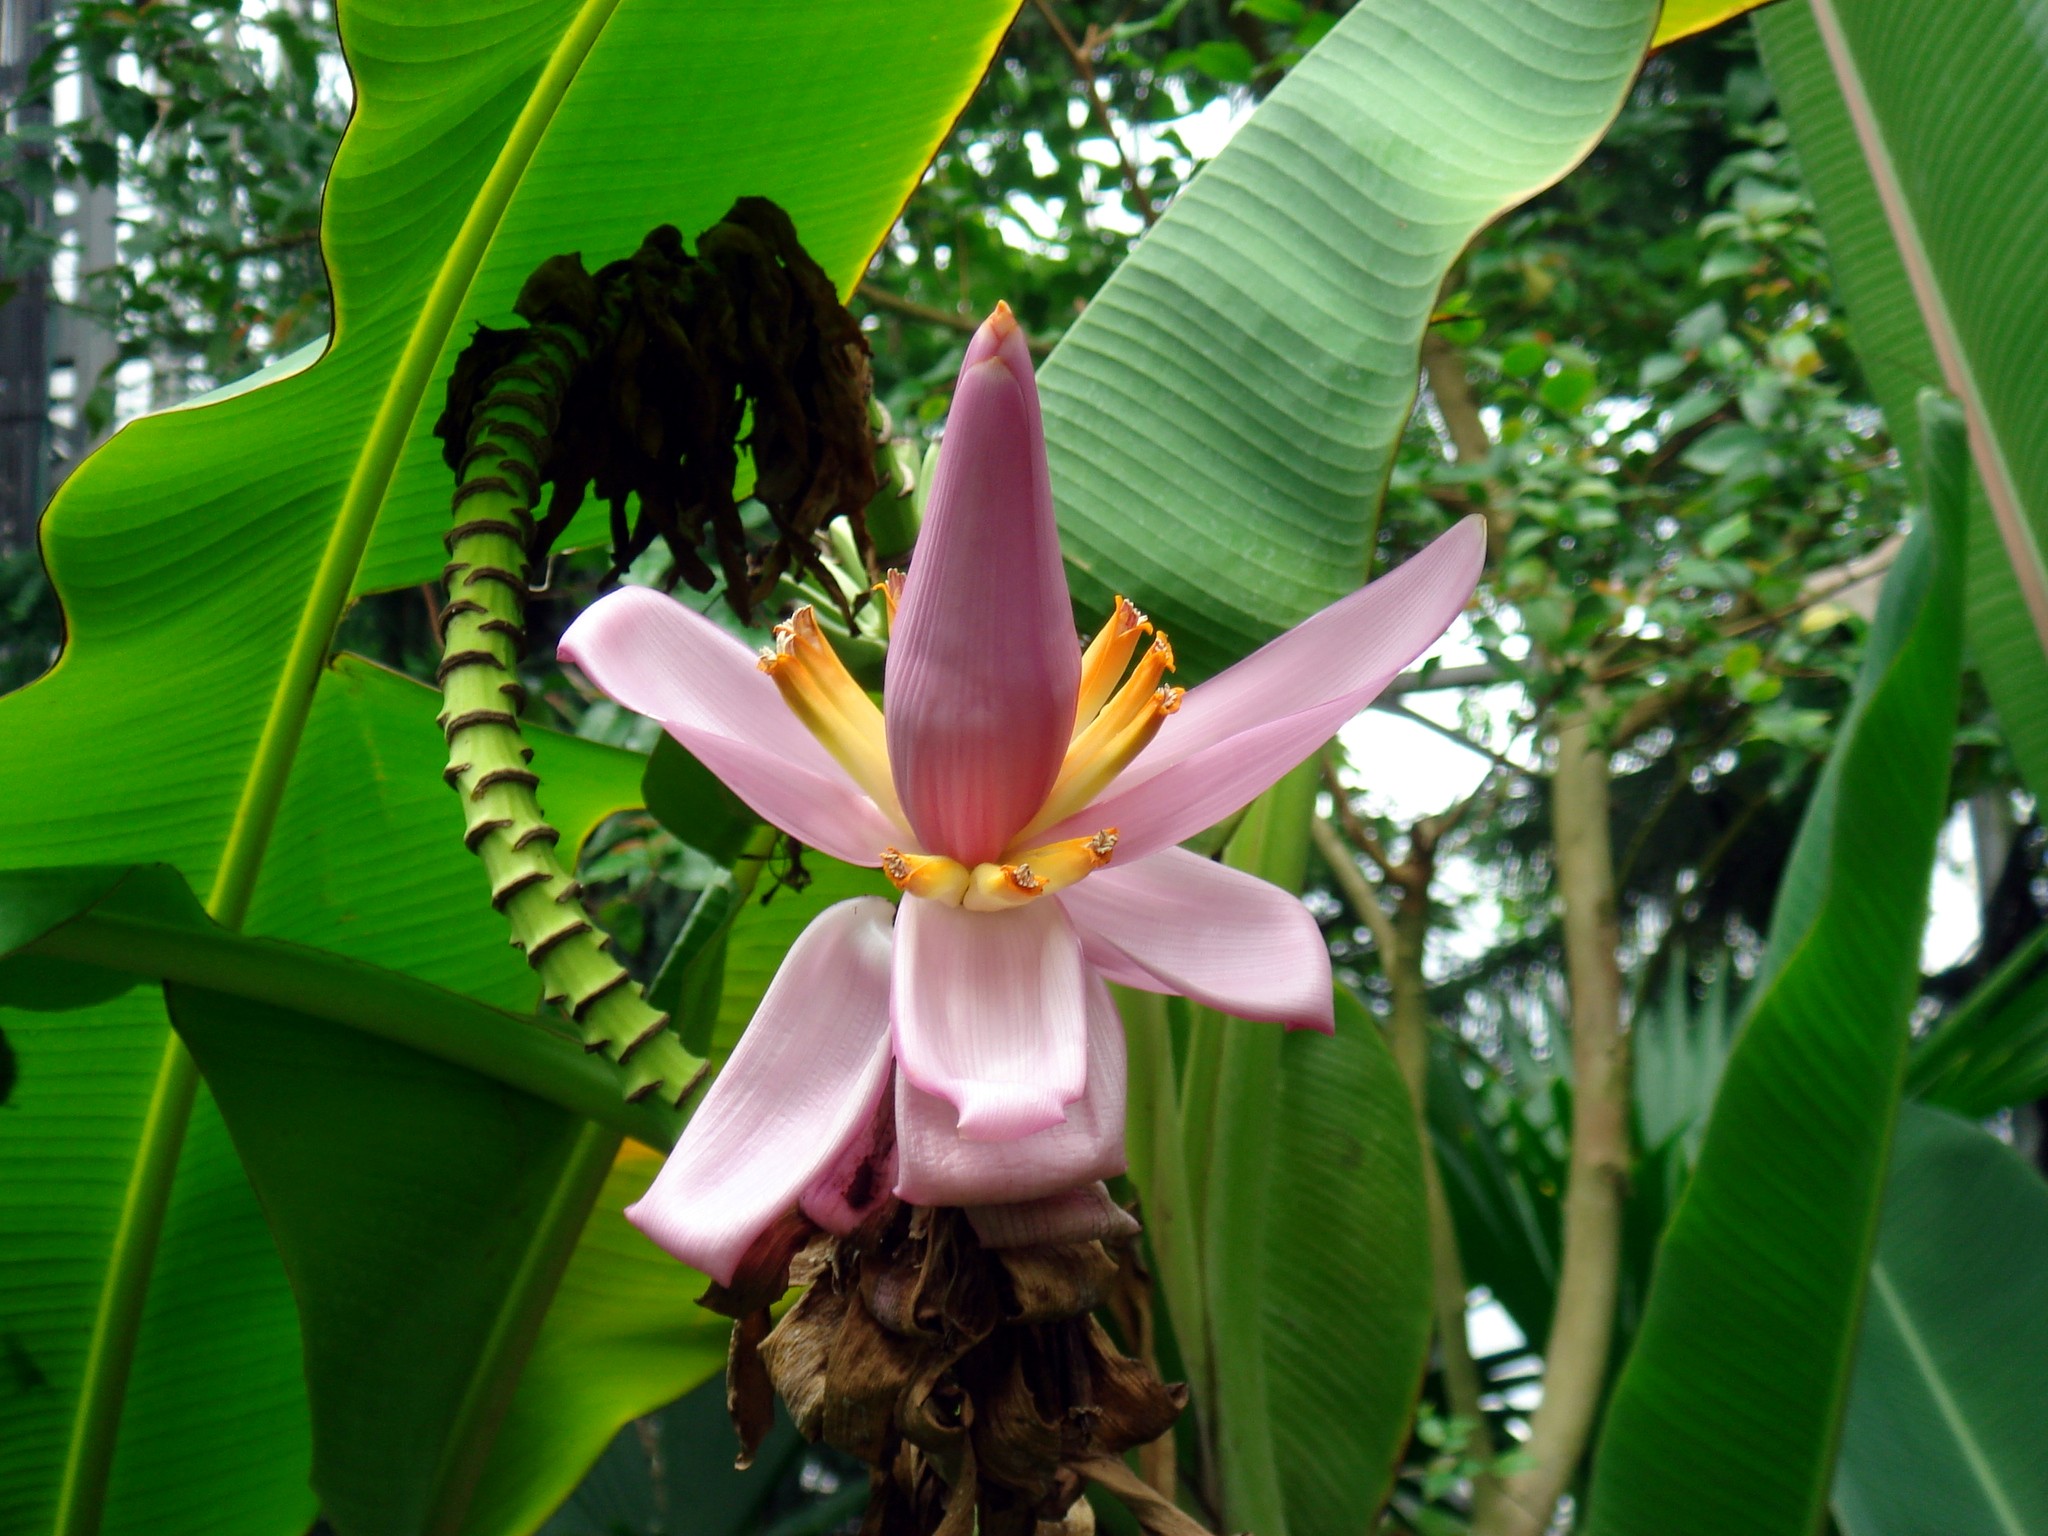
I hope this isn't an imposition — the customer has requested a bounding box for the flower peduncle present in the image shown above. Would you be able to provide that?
[438,317,702,1105]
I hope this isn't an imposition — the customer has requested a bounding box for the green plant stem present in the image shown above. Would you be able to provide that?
[421,1118,622,1536]
[1474,702,1630,1536]
[1308,816,1493,1459]
[1203,761,1318,1536]
[49,1034,197,1536]
[440,326,700,1104]
[1116,983,1212,1493]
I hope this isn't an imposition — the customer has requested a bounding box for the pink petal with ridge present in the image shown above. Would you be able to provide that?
[799,1082,897,1236]
[625,897,894,1286]
[560,585,901,867]
[891,895,1088,1141]
[885,313,1080,866]
[1057,516,1486,859]
[1062,846,1333,1032]
[895,968,1127,1207]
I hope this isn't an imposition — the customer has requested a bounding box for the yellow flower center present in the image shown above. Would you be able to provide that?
[769,596,1174,910]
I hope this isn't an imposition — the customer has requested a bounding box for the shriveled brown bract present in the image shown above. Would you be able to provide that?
[705,1203,1197,1536]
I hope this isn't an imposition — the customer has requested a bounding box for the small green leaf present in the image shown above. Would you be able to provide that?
[1700,510,1753,557]
[1501,340,1549,378]
[1190,39,1259,82]
[1539,365,1598,415]
[642,736,756,863]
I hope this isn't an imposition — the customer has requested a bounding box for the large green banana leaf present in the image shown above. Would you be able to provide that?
[1757,0,2048,796]
[1036,0,1660,680]
[0,2,1016,1531]
[1583,395,1967,1536]
[1833,1102,2048,1536]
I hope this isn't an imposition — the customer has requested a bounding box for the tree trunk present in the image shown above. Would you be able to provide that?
[1472,704,1630,1536]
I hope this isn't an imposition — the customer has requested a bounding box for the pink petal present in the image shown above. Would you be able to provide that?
[885,311,1080,866]
[1061,846,1334,1032]
[965,1183,1141,1249]
[560,585,901,867]
[895,968,1128,1207]
[891,895,1088,1140]
[799,1084,897,1236]
[1060,517,1485,860]
[625,897,895,1286]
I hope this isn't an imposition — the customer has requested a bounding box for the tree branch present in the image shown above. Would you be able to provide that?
[855,282,1054,355]
[1374,696,1541,781]
[1029,0,1159,226]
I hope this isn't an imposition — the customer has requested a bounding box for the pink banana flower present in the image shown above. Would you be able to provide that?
[560,304,1484,1284]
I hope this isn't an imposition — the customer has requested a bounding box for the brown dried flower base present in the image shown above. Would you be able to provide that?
[701,1203,1206,1536]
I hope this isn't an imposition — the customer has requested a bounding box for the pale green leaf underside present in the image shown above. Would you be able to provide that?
[1834,1103,2048,1536]
[1040,0,1659,680]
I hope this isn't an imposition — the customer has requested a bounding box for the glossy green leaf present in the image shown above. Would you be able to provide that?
[170,986,623,1536]
[0,986,313,1536]
[1584,394,1967,1536]
[4,861,678,1150]
[1833,1102,2048,1536]
[1758,0,2048,796]
[436,1142,729,1536]
[0,3,1013,1523]
[1905,927,2048,1118]
[1037,0,1660,679]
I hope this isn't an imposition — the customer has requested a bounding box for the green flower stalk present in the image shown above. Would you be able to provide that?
[439,319,699,1104]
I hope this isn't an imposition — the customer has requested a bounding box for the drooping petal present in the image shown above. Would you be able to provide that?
[891,894,1087,1140]
[560,585,902,866]
[895,967,1127,1207]
[625,897,894,1286]
[885,308,1080,866]
[965,1182,1141,1249]
[798,1083,897,1237]
[1055,517,1485,859]
[1060,846,1333,1032]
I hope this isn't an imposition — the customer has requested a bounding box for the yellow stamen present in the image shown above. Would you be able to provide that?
[1074,596,1152,732]
[759,605,901,819]
[882,847,970,905]
[875,569,905,626]
[1020,675,1183,846]
[963,860,1045,912]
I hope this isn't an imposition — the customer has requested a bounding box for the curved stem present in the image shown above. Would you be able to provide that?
[440,325,701,1104]
[50,1036,197,1536]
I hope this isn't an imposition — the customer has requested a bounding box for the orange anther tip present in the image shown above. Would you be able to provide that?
[987,301,1018,338]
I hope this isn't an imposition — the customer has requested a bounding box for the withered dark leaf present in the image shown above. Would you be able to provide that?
[434,198,879,626]
[726,1308,775,1471]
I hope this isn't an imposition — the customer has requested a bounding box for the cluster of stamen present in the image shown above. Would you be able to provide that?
[881,828,1120,911]
[764,594,1177,912]
[757,606,902,820]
